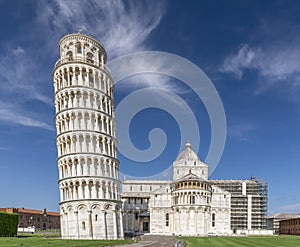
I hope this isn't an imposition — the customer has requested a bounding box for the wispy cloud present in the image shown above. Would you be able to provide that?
[220,11,300,100]
[221,43,300,87]
[37,0,165,58]
[275,203,300,213]
[0,101,54,131]
[0,46,52,104]
[0,1,166,130]
[109,52,189,94]
[220,44,259,80]
[227,122,257,141]
[0,45,53,130]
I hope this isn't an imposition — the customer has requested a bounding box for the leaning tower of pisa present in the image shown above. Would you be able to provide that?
[52,33,123,239]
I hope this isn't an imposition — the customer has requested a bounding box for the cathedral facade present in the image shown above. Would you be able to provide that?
[121,143,269,236]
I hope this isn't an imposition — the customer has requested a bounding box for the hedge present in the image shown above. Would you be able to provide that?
[0,212,18,237]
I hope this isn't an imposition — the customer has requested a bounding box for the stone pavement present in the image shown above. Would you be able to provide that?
[114,235,179,247]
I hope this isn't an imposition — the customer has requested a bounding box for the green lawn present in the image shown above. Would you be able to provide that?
[0,236,133,247]
[183,236,300,247]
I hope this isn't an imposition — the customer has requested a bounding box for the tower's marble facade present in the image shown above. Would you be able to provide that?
[53,33,123,239]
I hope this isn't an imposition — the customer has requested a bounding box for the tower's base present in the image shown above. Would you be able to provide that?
[60,200,124,240]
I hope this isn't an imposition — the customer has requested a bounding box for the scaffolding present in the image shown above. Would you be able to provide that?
[211,177,268,230]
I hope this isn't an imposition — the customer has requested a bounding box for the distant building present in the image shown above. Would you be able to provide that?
[0,208,60,230]
[267,213,300,234]
[121,143,271,236]
[279,217,300,235]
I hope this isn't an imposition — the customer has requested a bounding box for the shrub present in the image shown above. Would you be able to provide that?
[0,212,18,237]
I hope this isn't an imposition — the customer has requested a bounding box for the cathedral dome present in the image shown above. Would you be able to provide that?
[176,142,201,162]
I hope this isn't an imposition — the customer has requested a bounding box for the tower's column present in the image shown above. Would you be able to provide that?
[113,210,118,239]
[75,211,79,238]
[88,210,93,238]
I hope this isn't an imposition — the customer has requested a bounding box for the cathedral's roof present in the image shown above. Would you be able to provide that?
[176,171,204,182]
[176,142,201,162]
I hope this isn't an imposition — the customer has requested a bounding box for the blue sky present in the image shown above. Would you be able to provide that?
[0,0,300,214]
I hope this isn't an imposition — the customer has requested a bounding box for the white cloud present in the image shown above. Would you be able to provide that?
[227,123,257,141]
[0,101,54,131]
[109,53,187,94]
[0,1,167,130]
[0,1,166,130]
[37,0,165,58]
[221,42,300,88]
[220,44,259,80]
[0,46,52,105]
[275,203,300,213]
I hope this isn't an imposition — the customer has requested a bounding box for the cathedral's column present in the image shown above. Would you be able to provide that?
[125,211,128,232]
[119,210,124,238]
[186,209,189,235]
[172,211,175,234]
[195,210,198,235]
[132,212,135,231]
[204,209,208,235]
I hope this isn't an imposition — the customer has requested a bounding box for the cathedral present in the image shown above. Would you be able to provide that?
[121,142,269,236]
